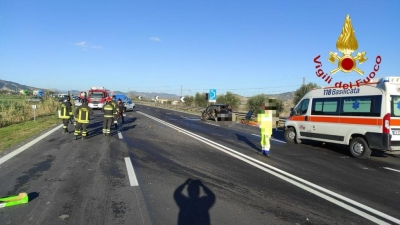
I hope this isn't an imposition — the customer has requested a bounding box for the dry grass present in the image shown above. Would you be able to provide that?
[0,97,59,128]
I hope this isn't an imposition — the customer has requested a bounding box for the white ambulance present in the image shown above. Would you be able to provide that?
[284,77,400,159]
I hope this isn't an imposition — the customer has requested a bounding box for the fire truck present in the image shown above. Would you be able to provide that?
[86,87,110,109]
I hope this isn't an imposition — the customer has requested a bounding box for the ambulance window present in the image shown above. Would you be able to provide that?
[341,95,381,117]
[311,98,339,115]
[294,99,309,115]
[391,96,400,117]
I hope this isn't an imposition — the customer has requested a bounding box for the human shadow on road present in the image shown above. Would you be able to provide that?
[235,134,261,153]
[28,192,40,202]
[174,178,215,225]
[272,129,286,142]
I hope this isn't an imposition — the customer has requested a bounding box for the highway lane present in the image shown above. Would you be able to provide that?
[131,104,400,224]
[0,104,399,224]
[0,115,151,225]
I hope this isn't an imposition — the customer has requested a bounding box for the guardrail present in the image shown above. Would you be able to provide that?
[136,101,288,126]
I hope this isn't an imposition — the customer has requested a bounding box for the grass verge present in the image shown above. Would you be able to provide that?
[0,114,60,153]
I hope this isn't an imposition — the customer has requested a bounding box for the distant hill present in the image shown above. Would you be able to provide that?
[269,91,295,102]
[127,91,181,100]
[0,79,43,92]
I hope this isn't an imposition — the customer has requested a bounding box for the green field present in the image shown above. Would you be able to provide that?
[0,114,60,153]
[0,94,29,103]
[0,94,62,152]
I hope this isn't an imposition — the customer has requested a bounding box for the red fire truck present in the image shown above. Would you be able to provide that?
[86,87,110,109]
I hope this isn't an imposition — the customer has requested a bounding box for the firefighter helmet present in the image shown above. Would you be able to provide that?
[106,96,112,102]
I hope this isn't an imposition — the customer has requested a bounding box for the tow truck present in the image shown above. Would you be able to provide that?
[87,87,110,109]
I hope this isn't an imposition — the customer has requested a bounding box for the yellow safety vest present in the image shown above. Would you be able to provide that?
[77,107,90,123]
[103,104,114,118]
[59,103,71,119]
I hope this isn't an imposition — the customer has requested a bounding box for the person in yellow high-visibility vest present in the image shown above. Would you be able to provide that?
[257,99,279,156]
[101,97,116,137]
[74,98,93,140]
[58,96,73,134]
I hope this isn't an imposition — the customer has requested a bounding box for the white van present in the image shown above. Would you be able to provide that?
[284,77,400,159]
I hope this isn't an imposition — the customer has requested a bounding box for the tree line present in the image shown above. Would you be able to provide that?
[137,82,318,116]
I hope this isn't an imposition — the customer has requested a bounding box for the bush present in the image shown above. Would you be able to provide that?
[194,92,208,107]
[183,95,195,107]
[246,94,284,117]
[293,82,319,106]
[216,91,241,110]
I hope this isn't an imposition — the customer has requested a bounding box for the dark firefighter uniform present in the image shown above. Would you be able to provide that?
[74,98,93,140]
[111,95,120,128]
[59,96,73,134]
[117,99,125,124]
[102,97,116,136]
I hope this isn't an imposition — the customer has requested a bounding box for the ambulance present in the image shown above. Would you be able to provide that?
[284,77,400,159]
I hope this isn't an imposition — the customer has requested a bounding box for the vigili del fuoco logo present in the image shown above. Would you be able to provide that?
[314,14,382,89]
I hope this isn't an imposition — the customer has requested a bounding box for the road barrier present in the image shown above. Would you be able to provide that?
[136,101,288,126]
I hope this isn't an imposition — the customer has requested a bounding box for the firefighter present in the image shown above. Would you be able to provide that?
[111,95,120,128]
[117,98,125,124]
[59,96,73,134]
[79,92,87,103]
[257,99,279,156]
[102,96,116,137]
[74,98,93,140]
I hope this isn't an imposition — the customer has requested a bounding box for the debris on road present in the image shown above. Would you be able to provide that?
[0,193,29,208]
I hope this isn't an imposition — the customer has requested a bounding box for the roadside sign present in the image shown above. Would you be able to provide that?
[209,89,216,102]
[180,96,185,102]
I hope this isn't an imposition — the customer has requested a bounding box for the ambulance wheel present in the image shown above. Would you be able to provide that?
[349,137,371,159]
[284,127,301,144]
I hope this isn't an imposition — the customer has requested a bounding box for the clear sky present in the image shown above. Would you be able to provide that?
[0,0,399,97]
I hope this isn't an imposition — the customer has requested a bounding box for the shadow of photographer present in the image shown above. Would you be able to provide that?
[174,178,215,225]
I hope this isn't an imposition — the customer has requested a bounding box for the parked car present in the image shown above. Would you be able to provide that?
[26,96,44,103]
[201,104,232,121]
[124,98,135,111]
[74,99,82,106]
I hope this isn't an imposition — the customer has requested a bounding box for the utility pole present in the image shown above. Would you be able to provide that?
[180,85,182,97]
[303,77,305,86]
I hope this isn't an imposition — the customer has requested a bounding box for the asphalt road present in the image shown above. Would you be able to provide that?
[0,104,399,225]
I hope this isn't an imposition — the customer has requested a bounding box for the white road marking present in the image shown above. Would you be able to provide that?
[382,167,400,173]
[205,122,220,127]
[181,116,188,119]
[166,113,171,115]
[124,157,139,186]
[0,124,63,165]
[118,131,123,139]
[138,111,398,225]
[251,134,286,143]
